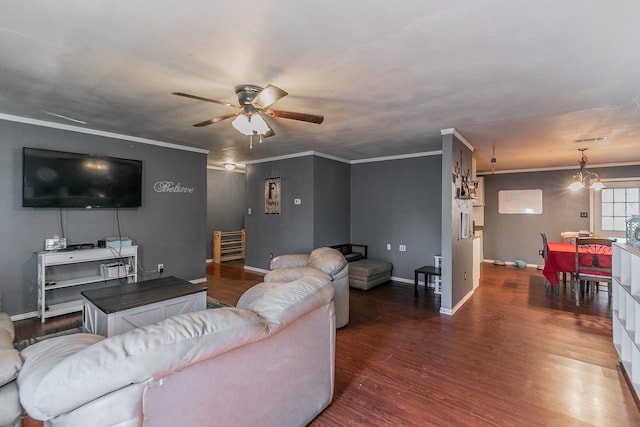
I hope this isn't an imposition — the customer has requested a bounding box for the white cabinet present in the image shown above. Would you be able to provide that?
[37,246,138,322]
[612,243,640,399]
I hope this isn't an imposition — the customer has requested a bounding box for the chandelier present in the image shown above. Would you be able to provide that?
[568,148,605,191]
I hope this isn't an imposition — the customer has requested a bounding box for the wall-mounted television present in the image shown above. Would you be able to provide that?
[23,147,143,208]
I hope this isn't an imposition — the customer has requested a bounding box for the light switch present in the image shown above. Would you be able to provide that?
[386,243,391,250]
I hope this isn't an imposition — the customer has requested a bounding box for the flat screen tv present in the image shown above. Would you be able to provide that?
[23,147,143,208]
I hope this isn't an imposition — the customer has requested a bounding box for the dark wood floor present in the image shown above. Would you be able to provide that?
[15,262,640,426]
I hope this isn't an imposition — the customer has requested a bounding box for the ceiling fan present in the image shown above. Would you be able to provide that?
[172,84,324,147]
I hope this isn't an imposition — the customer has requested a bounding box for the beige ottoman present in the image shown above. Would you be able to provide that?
[349,259,392,290]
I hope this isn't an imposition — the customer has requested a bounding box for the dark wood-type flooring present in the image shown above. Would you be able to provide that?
[15,262,640,426]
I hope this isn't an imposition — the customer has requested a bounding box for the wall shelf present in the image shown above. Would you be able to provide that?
[612,242,640,400]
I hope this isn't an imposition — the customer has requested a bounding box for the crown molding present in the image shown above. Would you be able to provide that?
[441,128,474,152]
[0,113,209,154]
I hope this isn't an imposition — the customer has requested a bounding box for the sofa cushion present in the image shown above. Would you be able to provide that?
[264,267,331,284]
[270,254,310,270]
[18,309,269,421]
[0,317,22,386]
[0,347,22,387]
[308,247,347,277]
[237,276,334,330]
[0,313,14,342]
[0,380,21,427]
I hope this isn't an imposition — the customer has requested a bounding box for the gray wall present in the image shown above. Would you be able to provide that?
[206,168,246,259]
[441,134,474,313]
[0,120,207,316]
[244,155,351,270]
[313,157,350,247]
[350,155,442,279]
[245,156,315,269]
[482,165,640,265]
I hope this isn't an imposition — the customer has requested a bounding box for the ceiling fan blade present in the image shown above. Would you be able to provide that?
[251,85,288,109]
[267,109,324,124]
[172,92,239,109]
[193,112,240,127]
[263,120,276,138]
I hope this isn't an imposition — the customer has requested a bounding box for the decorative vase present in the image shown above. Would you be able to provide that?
[627,215,640,248]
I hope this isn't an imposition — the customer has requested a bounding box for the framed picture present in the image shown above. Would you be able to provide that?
[265,177,281,214]
[460,211,471,239]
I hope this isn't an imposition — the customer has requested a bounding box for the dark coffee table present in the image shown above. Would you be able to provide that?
[81,276,207,337]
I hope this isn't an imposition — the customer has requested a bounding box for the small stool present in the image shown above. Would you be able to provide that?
[414,265,441,298]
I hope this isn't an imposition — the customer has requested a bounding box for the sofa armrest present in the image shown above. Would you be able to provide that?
[270,254,310,270]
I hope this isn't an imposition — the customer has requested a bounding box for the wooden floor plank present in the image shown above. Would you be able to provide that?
[14,261,640,427]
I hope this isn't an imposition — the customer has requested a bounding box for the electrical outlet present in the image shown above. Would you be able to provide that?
[386,243,391,251]
[294,198,302,205]
[580,211,588,218]
[399,244,406,252]
[158,263,164,273]
[269,252,273,259]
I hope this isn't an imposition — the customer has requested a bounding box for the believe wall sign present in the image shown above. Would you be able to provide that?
[154,181,195,193]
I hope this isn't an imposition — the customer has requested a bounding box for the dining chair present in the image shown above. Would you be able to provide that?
[571,237,613,306]
[539,232,557,294]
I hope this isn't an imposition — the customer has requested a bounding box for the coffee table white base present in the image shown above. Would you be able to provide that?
[83,292,206,337]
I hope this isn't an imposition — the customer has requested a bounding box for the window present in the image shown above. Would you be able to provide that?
[600,188,639,231]
[592,179,640,238]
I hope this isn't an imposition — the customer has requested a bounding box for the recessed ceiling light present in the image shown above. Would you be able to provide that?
[223,162,236,170]
[573,136,608,143]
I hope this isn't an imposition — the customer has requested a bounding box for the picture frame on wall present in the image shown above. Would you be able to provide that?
[265,177,281,214]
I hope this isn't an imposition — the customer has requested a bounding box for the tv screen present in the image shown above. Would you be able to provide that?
[23,147,143,208]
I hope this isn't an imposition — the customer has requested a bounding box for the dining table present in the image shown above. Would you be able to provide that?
[542,241,613,286]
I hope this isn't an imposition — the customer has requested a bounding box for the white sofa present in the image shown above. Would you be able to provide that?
[265,247,349,328]
[18,276,336,427]
[0,293,22,427]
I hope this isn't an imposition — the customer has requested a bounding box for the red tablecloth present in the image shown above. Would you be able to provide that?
[542,241,612,285]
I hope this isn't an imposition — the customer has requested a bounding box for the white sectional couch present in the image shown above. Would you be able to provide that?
[17,276,336,427]
[266,247,349,328]
[0,298,22,427]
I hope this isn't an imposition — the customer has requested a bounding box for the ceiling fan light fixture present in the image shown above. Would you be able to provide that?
[251,113,269,135]
[231,114,254,136]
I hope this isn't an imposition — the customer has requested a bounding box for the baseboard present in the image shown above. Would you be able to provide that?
[439,287,475,316]
[10,311,39,322]
[244,265,269,274]
[391,275,412,284]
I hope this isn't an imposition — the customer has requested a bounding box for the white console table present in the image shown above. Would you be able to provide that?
[37,246,138,322]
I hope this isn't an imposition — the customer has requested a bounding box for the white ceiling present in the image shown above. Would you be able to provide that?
[1,0,639,173]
